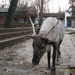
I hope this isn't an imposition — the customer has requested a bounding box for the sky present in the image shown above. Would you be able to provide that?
[0,0,69,12]
[0,0,9,8]
[50,0,69,12]
[0,0,9,5]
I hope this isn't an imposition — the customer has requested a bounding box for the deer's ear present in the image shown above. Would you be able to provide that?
[41,38,55,45]
[46,39,55,45]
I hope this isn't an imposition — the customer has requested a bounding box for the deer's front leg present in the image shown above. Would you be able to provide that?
[47,50,51,70]
[51,44,57,73]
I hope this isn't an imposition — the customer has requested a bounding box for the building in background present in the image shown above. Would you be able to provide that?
[0,8,75,28]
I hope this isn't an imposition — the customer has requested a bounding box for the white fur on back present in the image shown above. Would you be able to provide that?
[39,17,65,44]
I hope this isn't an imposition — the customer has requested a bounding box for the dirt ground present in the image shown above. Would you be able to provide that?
[0,33,75,75]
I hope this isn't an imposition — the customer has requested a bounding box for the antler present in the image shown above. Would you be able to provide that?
[29,16,36,35]
[44,19,59,38]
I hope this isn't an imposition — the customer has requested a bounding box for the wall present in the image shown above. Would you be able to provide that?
[65,11,72,27]
[65,10,75,27]
[73,20,75,27]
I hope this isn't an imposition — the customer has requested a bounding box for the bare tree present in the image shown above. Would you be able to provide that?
[4,0,18,28]
[43,0,51,13]
[39,0,44,27]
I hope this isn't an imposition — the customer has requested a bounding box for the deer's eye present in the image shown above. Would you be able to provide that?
[41,44,45,48]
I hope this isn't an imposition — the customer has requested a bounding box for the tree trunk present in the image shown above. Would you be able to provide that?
[39,0,43,27]
[37,0,39,25]
[4,0,18,28]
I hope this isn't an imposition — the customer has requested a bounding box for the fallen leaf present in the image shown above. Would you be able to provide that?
[4,53,7,56]
[31,64,34,67]
[38,72,42,75]
[11,46,14,48]
[6,47,9,49]
[1,62,3,63]
[35,71,38,73]
[19,61,23,64]
[23,62,25,64]
[17,57,20,59]
[36,66,40,68]
[4,68,12,72]
[15,63,18,64]
[42,68,47,74]
[69,57,71,58]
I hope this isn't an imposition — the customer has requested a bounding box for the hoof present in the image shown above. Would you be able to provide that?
[46,70,51,74]
[58,54,61,58]
[51,67,56,73]
[55,61,60,65]
[51,70,56,74]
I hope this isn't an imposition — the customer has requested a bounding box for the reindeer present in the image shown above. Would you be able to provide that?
[28,17,65,72]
